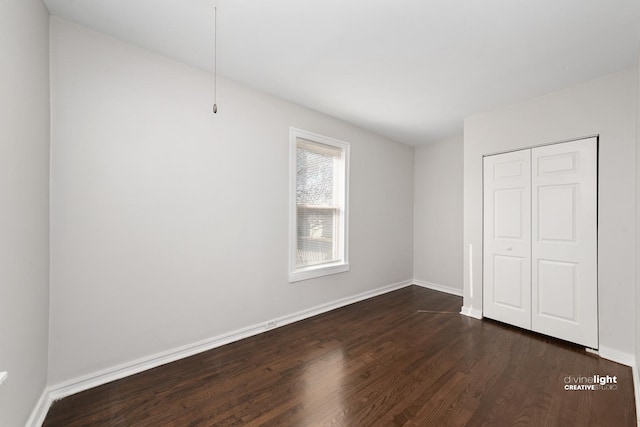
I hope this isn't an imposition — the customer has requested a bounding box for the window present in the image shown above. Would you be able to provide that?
[289,128,349,282]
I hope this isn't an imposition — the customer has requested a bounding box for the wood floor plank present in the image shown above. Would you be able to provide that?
[43,286,636,426]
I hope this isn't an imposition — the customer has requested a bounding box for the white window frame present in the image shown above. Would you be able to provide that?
[289,128,350,282]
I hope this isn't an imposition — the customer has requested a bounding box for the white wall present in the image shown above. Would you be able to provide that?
[413,135,463,292]
[635,53,640,381]
[48,18,414,385]
[463,68,637,357]
[0,1,50,425]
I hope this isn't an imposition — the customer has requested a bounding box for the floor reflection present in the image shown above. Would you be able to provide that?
[301,344,346,424]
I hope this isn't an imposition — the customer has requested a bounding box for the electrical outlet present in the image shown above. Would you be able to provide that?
[265,320,277,330]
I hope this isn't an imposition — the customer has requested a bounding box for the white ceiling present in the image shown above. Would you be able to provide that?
[43,0,640,146]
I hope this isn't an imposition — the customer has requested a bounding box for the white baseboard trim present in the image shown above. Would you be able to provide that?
[26,387,53,427]
[460,305,483,319]
[32,279,413,425]
[412,280,463,297]
[595,346,636,367]
[586,346,639,425]
[632,363,640,427]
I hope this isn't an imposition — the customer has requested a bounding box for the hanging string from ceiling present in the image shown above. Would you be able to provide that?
[213,2,218,114]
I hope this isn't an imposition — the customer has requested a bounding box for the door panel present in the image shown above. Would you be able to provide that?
[538,185,577,242]
[494,189,523,239]
[531,138,598,348]
[493,255,524,309]
[537,259,577,322]
[483,150,531,330]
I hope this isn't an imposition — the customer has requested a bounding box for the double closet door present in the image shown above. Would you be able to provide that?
[483,137,598,348]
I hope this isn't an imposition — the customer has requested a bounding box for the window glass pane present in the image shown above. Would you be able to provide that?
[296,145,336,206]
[297,207,337,267]
[296,140,341,268]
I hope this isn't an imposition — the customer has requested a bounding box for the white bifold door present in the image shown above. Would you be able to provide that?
[483,137,598,348]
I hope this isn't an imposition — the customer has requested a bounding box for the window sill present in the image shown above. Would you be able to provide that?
[289,262,350,283]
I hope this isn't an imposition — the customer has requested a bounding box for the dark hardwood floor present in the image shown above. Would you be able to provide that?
[43,286,636,426]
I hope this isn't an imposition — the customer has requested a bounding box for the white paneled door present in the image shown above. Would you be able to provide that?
[483,137,598,348]
[483,149,532,330]
[531,139,598,348]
